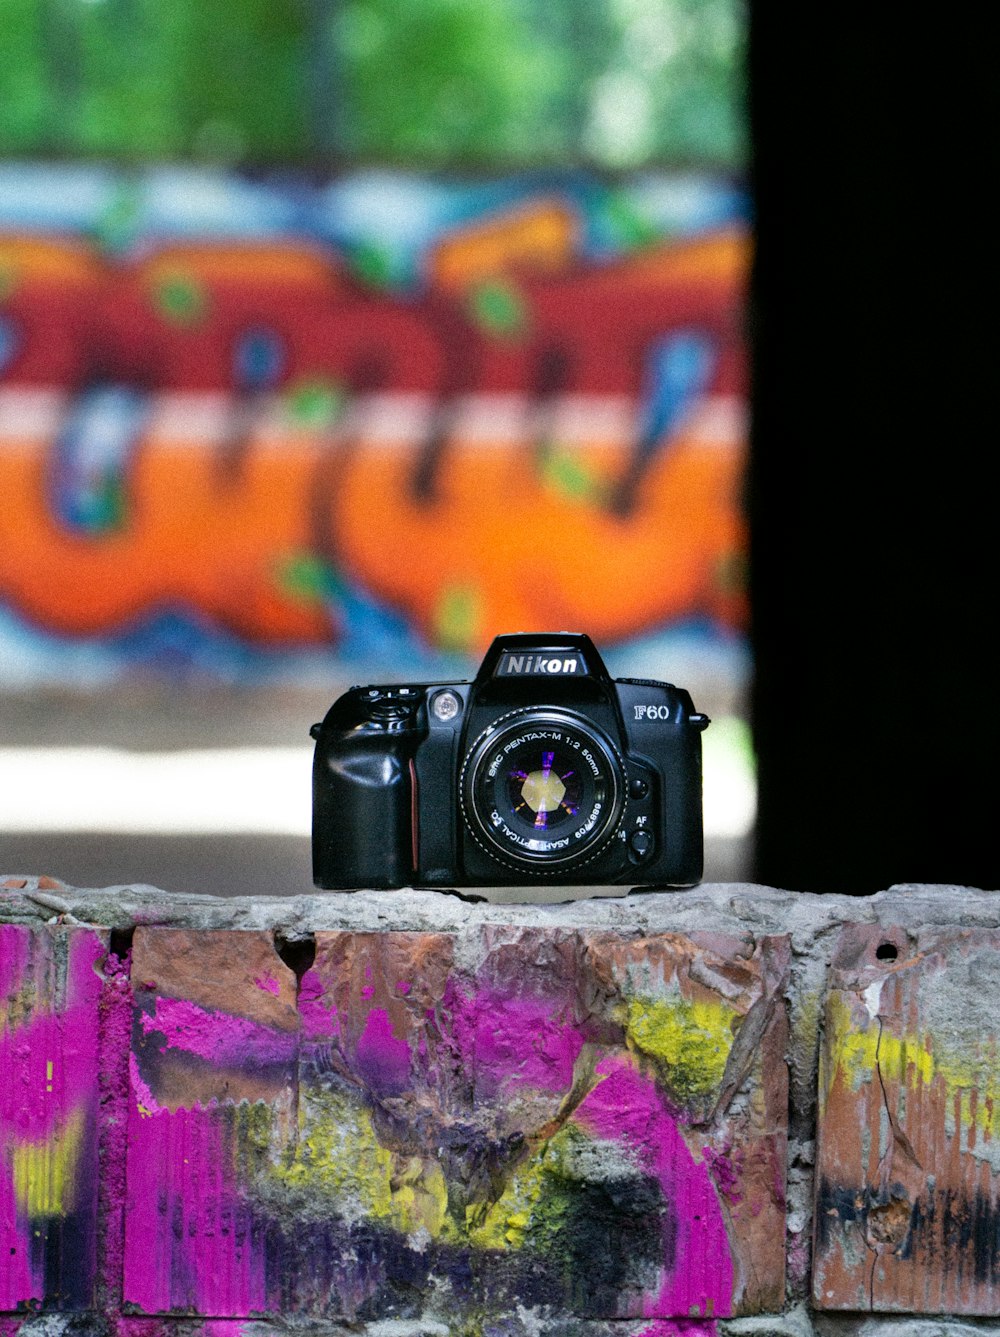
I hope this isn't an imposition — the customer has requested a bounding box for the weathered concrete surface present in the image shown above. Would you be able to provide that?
[0,1314,731,1337]
[4,877,1000,1336]
[814,924,1000,1315]
[124,929,300,1312]
[271,926,787,1319]
[0,923,109,1310]
[82,918,788,1320]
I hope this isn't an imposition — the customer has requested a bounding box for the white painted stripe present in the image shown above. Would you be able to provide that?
[548,395,635,444]
[0,388,67,438]
[0,390,746,450]
[0,734,754,839]
[685,394,747,445]
[145,392,233,441]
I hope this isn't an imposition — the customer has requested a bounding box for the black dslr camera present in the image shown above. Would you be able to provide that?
[311,632,709,891]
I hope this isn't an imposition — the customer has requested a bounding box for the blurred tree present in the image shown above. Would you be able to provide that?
[332,0,568,164]
[3,0,52,152]
[0,0,745,169]
[585,0,746,167]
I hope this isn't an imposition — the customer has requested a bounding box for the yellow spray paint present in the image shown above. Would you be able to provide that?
[277,1087,448,1238]
[467,1147,550,1250]
[829,995,934,1089]
[465,1123,601,1251]
[277,1084,588,1251]
[825,994,999,1141]
[279,1088,394,1216]
[11,1107,85,1217]
[387,1154,449,1238]
[623,994,737,1101]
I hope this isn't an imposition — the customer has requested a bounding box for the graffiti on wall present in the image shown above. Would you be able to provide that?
[0,167,749,685]
[813,924,1000,1316]
[0,921,108,1308]
[0,915,788,1324]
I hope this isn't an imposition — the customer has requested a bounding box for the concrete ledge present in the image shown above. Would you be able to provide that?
[3,879,1000,1336]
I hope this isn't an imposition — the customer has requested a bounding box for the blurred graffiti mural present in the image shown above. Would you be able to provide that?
[0,166,749,686]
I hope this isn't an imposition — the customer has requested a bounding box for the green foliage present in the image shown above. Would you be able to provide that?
[335,0,568,164]
[0,0,746,168]
[1,0,51,151]
[0,0,309,159]
[587,0,748,167]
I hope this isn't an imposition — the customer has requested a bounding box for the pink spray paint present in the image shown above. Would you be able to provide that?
[355,1006,412,1095]
[0,925,105,1308]
[634,1321,718,1337]
[122,981,300,1312]
[95,944,136,1313]
[443,978,585,1097]
[298,966,339,1039]
[140,995,297,1067]
[123,1101,268,1313]
[574,1055,734,1318]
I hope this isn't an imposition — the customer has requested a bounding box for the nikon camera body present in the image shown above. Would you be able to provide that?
[311,632,709,891]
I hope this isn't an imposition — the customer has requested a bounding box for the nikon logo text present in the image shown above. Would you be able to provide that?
[499,653,584,676]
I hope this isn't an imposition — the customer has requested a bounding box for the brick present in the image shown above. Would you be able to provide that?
[814,924,1000,1314]
[0,925,109,1310]
[274,927,788,1321]
[122,929,299,1314]
[582,929,790,1314]
[18,917,788,1324]
[112,1318,722,1337]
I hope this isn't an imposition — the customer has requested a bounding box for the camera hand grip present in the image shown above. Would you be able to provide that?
[312,731,419,889]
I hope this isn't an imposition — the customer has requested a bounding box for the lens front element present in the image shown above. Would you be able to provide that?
[512,752,578,830]
[462,710,624,871]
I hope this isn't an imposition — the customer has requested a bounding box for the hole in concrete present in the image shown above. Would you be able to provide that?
[875,941,898,961]
[274,931,316,980]
[108,926,135,963]
[867,1195,911,1246]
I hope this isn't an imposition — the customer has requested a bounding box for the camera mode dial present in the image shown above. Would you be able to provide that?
[356,687,421,730]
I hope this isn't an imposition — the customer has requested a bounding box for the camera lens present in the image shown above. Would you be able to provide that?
[461,710,625,872]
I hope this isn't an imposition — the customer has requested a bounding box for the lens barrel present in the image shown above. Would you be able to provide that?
[460,709,625,872]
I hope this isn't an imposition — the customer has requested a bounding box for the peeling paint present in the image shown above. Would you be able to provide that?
[815,924,1000,1315]
[826,993,998,1141]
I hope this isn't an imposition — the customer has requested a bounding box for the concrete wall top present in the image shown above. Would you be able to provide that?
[3,876,996,939]
[3,878,1000,1336]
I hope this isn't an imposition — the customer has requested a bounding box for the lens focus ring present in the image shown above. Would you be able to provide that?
[460,708,626,874]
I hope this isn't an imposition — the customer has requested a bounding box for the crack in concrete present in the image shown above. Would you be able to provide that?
[867,1015,888,1310]
[866,1009,925,1311]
